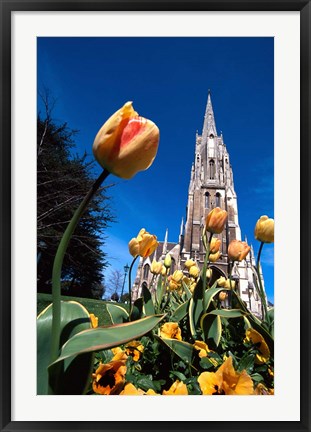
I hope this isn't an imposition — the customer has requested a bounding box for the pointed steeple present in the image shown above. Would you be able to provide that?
[202,90,217,141]
[162,228,168,256]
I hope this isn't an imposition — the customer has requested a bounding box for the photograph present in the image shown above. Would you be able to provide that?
[36,36,275,397]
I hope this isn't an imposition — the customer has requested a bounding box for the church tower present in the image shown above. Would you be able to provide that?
[181,90,240,277]
[132,92,264,317]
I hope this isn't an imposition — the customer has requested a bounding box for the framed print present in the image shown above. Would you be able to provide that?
[1,1,310,431]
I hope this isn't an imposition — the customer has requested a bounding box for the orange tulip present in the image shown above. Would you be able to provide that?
[210,237,221,254]
[205,207,228,234]
[228,239,250,262]
[93,102,159,179]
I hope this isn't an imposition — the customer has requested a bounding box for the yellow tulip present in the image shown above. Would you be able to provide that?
[205,207,228,234]
[189,265,200,278]
[209,251,221,262]
[168,279,179,291]
[185,259,196,269]
[228,239,250,262]
[171,270,184,283]
[210,237,221,254]
[254,215,274,243]
[93,102,159,179]
[128,228,158,258]
[151,259,163,275]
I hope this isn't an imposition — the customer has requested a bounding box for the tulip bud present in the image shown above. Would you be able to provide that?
[217,277,235,289]
[217,276,227,287]
[210,237,221,254]
[209,251,221,262]
[219,291,227,302]
[189,265,200,279]
[164,253,172,268]
[205,207,228,234]
[161,266,167,276]
[185,259,196,269]
[206,268,212,279]
[228,240,250,262]
[254,215,274,243]
[93,102,160,179]
[151,259,163,275]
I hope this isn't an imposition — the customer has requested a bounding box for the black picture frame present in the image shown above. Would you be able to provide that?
[1,1,310,431]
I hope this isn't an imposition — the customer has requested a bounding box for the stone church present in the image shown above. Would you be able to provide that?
[132,92,264,317]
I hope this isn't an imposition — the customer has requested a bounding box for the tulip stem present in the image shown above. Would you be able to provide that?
[256,242,268,321]
[50,168,110,365]
[202,233,212,312]
[128,255,139,310]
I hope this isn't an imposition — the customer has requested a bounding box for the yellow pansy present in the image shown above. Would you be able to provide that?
[162,380,188,395]
[160,322,182,341]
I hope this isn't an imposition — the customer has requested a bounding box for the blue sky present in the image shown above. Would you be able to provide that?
[37,37,274,302]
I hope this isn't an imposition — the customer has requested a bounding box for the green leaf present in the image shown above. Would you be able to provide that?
[170,299,190,322]
[251,373,264,383]
[188,279,205,337]
[156,275,164,306]
[130,297,144,321]
[136,376,157,392]
[199,356,216,371]
[106,303,129,324]
[204,287,229,312]
[51,314,165,365]
[170,371,187,381]
[141,284,155,316]
[207,308,247,319]
[156,335,195,369]
[201,314,222,347]
[37,301,93,395]
[237,352,255,374]
[181,280,192,300]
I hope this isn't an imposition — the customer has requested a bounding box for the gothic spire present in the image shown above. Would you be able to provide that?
[163,228,168,255]
[202,90,217,140]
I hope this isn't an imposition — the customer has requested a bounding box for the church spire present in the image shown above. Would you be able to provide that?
[202,90,217,140]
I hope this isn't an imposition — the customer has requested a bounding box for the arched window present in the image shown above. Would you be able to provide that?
[215,192,221,207]
[209,134,214,139]
[205,192,210,208]
[143,264,150,279]
[209,159,215,179]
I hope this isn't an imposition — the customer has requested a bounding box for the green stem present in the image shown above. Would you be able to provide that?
[228,261,233,309]
[256,242,268,320]
[50,168,110,363]
[128,255,139,310]
[202,232,212,312]
[256,241,264,270]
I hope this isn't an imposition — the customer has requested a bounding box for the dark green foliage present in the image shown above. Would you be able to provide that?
[37,107,114,298]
